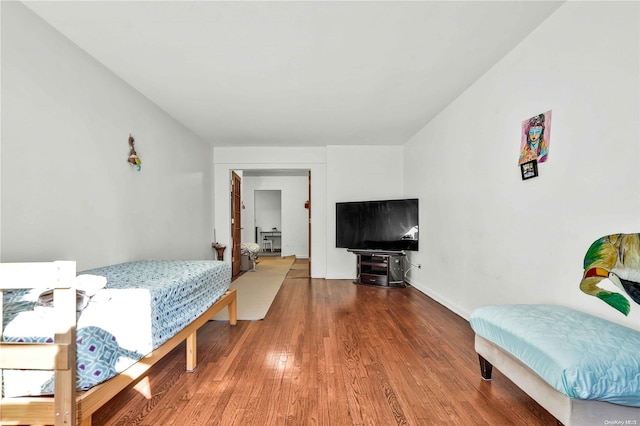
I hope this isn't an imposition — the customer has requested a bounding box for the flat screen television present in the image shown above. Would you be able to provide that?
[336,198,419,252]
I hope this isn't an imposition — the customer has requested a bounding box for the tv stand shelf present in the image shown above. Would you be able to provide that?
[351,250,406,288]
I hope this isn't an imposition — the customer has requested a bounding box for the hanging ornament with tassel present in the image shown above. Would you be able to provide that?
[127,134,142,171]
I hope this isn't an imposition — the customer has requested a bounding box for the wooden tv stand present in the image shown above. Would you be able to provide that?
[350,250,406,287]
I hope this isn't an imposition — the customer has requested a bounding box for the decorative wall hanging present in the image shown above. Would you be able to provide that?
[580,233,640,316]
[518,110,552,165]
[520,159,538,180]
[127,134,142,171]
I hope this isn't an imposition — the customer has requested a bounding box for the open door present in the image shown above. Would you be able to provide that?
[307,170,311,275]
[231,171,242,277]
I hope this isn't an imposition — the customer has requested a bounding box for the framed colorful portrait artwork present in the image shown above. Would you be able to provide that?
[518,110,552,165]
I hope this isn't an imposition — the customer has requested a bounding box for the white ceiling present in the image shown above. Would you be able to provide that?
[24,1,564,148]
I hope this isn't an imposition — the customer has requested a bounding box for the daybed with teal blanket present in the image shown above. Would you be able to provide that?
[470,304,640,425]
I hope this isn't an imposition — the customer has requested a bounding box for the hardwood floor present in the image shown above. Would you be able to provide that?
[92,275,557,425]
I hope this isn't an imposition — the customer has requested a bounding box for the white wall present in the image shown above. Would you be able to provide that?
[214,146,404,278]
[1,2,214,270]
[0,0,3,260]
[403,2,640,328]
[254,190,282,239]
[325,145,404,279]
[243,176,309,257]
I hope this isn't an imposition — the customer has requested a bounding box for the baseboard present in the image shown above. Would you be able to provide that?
[405,278,471,321]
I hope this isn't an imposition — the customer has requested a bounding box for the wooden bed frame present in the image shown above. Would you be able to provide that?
[0,261,237,426]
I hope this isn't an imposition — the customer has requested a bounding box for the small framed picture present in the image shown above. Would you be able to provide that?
[520,159,538,180]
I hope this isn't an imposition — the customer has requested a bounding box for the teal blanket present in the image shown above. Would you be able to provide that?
[470,304,640,407]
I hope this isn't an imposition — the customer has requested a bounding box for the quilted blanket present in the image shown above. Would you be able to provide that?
[470,304,640,407]
[2,260,231,397]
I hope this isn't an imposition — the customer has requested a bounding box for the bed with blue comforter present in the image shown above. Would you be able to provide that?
[2,259,231,397]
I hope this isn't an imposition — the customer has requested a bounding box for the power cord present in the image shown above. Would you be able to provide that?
[404,259,422,280]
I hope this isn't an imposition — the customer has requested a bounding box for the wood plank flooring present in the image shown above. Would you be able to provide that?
[92,273,557,425]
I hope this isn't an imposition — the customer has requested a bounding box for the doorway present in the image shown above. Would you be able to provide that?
[235,169,311,270]
[254,190,282,255]
[231,171,242,277]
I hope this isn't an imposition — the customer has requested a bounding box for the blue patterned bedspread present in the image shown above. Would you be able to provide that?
[2,260,231,397]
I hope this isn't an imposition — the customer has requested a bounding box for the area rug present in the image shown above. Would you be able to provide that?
[212,255,295,321]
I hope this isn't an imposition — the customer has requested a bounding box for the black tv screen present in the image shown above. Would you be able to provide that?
[336,198,419,251]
